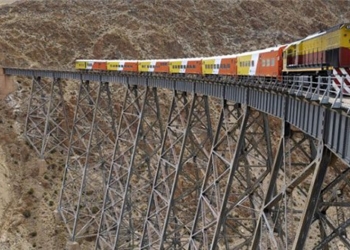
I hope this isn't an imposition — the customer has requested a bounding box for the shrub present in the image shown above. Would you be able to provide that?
[29,231,37,237]
[22,210,31,218]
[27,188,34,195]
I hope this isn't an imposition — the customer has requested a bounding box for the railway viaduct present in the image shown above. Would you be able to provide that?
[1,67,350,249]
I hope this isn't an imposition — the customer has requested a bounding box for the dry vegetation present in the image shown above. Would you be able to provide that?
[0,0,349,249]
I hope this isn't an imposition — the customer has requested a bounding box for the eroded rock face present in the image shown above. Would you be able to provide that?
[0,68,16,100]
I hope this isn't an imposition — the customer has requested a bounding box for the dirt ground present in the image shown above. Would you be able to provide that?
[0,75,67,249]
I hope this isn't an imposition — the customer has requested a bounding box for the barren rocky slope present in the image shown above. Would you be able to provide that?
[0,0,349,249]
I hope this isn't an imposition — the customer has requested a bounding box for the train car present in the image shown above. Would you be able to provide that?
[75,59,107,70]
[169,58,202,74]
[138,59,169,73]
[283,23,350,92]
[202,55,237,76]
[237,45,284,77]
[256,45,285,77]
[237,50,258,76]
[283,23,350,72]
[75,60,87,70]
[107,60,138,72]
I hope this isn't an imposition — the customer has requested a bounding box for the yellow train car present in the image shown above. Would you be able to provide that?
[138,60,169,73]
[237,51,259,76]
[75,60,87,70]
[169,58,202,74]
[202,55,237,76]
[283,23,350,72]
[107,60,138,72]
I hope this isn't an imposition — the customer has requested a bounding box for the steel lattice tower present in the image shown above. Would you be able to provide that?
[25,76,69,157]
[58,79,118,243]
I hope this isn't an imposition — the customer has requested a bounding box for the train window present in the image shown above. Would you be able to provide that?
[266,59,270,67]
[262,59,265,67]
[271,58,275,66]
[251,60,254,67]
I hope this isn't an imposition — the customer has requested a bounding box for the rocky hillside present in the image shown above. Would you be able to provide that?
[0,0,350,69]
[0,0,349,249]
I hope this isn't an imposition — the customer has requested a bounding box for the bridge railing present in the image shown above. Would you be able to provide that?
[242,75,350,112]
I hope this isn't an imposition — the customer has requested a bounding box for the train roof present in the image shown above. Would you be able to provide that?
[106,59,138,62]
[236,45,285,56]
[201,54,237,59]
[76,59,107,62]
[324,23,350,33]
[168,57,204,61]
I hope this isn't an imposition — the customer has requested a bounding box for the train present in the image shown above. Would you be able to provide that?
[75,23,350,93]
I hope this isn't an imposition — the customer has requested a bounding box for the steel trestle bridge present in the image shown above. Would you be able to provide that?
[3,67,350,249]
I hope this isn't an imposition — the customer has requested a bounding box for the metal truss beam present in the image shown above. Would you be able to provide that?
[140,91,213,249]
[96,85,166,249]
[311,153,350,249]
[188,100,245,249]
[25,76,69,158]
[212,109,273,249]
[250,120,328,249]
[58,79,117,243]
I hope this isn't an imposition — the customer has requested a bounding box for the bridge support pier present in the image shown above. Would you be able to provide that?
[96,83,167,249]
[25,76,69,158]
[141,89,214,249]
[58,79,118,244]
